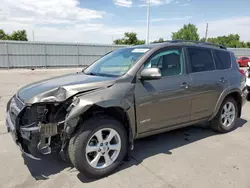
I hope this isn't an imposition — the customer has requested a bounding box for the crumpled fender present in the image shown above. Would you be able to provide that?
[65,83,136,139]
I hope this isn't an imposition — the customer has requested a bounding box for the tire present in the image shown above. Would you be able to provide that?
[68,115,128,178]
[211,97,238,133]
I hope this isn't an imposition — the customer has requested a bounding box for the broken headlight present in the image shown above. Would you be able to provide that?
[41,87,67,102]
[55,87,67,101]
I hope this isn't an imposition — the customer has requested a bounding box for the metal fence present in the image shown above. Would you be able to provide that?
[0,41,127,68]
[228,48,250,57]
[0,40,250,68]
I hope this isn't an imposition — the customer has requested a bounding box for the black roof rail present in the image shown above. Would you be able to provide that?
[166,40,227,49]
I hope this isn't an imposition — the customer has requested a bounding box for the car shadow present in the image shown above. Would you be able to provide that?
[22,153,74,180]
[22,118,247,182]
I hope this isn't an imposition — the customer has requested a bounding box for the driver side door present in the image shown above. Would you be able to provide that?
[134,47,192,134]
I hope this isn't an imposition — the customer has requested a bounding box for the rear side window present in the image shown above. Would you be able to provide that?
[231,54,240,68]
[187,48,215,73]
[213,50,231,70]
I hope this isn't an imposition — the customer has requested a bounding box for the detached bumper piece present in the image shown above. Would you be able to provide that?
[6,110,41,160]
[20,122,58,156]
[38,122,58,155]
[6,95,62,159]
[7,112,59,159]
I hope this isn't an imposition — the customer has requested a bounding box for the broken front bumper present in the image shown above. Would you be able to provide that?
[6,96,60,160]
[6,110,41,160]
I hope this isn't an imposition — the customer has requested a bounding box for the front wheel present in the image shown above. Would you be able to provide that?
[68,115,128,178]
[211,97,238,133]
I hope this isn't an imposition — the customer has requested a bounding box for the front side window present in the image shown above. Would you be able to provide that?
[213,50,231,70]
[242,57,249,60]
[144,48,183,77]
[84,47,150,77]
[187,48,215,73]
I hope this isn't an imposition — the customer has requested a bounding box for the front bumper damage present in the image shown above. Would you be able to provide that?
[6,109,41,160]
[6,96,65,160]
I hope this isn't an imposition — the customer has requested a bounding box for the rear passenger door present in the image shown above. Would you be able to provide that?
[212,49,232,88]
[187,47,226,121]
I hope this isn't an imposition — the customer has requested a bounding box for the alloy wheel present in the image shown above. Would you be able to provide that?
[221,101,236,127]
[85,128,121,169]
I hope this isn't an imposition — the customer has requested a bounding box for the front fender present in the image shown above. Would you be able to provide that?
[64,84,137,139]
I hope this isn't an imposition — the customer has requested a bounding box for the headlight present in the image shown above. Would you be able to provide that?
[41,87,67,102]
[72,97,80,106]
[66,97,80,112]
[55,87,67,101]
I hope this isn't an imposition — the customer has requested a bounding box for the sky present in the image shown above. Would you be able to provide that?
[1,0,250,44]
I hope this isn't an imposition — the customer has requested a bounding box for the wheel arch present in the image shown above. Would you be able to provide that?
[65,102,136,150]
[209,90,242,121]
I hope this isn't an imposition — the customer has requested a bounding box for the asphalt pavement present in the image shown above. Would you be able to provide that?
[0,68,250,188]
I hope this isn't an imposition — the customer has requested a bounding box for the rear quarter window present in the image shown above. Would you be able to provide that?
[213,50,231,70]
[187,48,215,73]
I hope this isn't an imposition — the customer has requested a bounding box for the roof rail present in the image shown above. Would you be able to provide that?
[166,40,227,49]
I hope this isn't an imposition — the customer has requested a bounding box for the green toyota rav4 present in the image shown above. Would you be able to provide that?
[6,41,247,178]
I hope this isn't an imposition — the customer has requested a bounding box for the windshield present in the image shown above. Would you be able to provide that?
[84,47,150,77]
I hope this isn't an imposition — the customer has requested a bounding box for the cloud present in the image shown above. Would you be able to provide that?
[118,16,250,43]
[1,0,250,44]
[113,0,132,7]
[180,3,189,6]
[139,0,174,7]
[0,0,105,26]
[136,16,192,23]
[197,16,250,41]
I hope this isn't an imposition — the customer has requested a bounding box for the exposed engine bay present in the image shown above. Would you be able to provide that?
[18,100,72,158]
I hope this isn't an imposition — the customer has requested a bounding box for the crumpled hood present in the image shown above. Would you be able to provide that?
[17,72,116,104]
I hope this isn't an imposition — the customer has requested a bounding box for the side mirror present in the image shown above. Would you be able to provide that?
[140,68,161,80]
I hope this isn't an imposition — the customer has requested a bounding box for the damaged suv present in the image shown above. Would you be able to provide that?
[6,41,247,178]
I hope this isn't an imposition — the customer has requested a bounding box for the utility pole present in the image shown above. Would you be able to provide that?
[32,30,35,41]
[205,23,208,42]
[146,0,150,44]
[111,36,114,50]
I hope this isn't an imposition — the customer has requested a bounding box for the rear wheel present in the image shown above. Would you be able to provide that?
[68,115,127,178]
[211,97,238,133]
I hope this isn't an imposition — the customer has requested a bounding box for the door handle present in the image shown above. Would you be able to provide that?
[181,82,189,89]
[219,77,227,83]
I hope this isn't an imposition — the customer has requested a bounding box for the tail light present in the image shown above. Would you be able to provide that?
[239,69,246,77]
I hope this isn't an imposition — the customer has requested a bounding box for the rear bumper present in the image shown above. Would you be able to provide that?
[247,85,250,92]
[246,77,250,90]
[242,86,248,106]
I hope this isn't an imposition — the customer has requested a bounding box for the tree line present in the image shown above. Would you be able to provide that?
[0,29,28,41]
[114,23,250,48]
[1,24,250,48]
